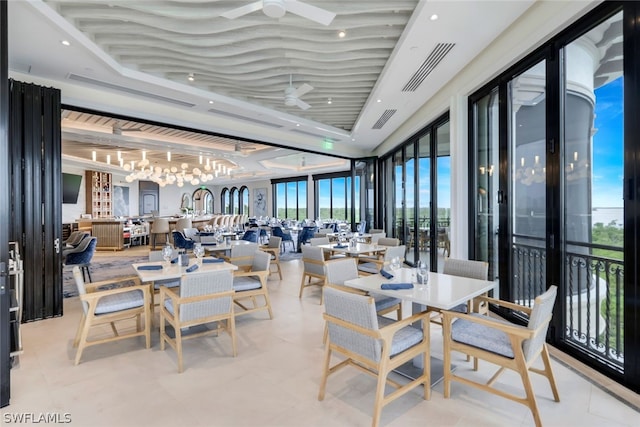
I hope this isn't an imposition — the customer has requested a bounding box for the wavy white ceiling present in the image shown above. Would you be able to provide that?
[8,0,538,173]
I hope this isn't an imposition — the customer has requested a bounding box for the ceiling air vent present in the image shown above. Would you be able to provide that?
[402,43,455,92]
[290,128,334,140]
[208,108,284,128]
[67,73,196,107]
[372,109,397,130]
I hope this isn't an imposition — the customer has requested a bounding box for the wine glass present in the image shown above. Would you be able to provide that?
[194,243,205,265]
[389,256,401,275]
[161,245,173,268]
[416,260,428,289]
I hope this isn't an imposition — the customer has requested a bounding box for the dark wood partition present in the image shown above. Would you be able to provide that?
[9,80,62,322]
[1,0,11,409]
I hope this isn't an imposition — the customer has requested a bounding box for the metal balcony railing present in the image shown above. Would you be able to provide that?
[511,240,624,371]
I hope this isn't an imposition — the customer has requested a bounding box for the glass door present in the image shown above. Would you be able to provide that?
[560,12,624,372]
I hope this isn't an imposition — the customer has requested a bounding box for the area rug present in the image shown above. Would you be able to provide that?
[63,255,149,298]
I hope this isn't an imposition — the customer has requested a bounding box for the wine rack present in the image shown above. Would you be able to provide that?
[85,170,113,218]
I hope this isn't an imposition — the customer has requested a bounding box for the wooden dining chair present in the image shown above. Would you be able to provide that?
[232,250,273,319]
[159,269,236,373]
[260,235,283,279]
[72,266,151,365]
[299,245,327,303]
[442,286,560,427]
[319,286,431,427]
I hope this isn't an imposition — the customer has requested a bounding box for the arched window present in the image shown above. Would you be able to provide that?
[239,186,249,214]
[230,187,239,214]
[192,188,214,214]
[221,188,230,214]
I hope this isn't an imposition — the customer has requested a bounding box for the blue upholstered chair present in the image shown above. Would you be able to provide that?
[296,226,317,252]
[318,287,430,427]
[159,269,236,373]
[172,230,195,250]
[241,229,259,243]
[64,237,97,282]
[72,266,151,365]
[442,286,560,427]
[271,226,295,252]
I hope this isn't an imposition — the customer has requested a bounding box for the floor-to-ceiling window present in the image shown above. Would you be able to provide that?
[380,113,450,271]
[314,172,352,222]
[221,188,230,214]
[470,3,639,391]
[272,176,307,220]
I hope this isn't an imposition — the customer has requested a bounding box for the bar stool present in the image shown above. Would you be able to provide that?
[150,218,170,249]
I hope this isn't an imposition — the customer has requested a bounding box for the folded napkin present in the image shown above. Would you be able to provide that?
[170,257,178,264]
[203,257,224,263]
[137,265,162,271]
[380,269,394,279]
[333,244,348,249]
[186,264,199,273]
[381,283,413,290]
[201,242,217,246]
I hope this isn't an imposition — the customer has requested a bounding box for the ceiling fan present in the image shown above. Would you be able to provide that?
[221,0,336,26]
[255,75,314,110]
[112,121,144,135]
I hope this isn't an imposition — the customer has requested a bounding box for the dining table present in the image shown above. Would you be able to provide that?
[132,258,238,283]
[343,267,496,385]
[316,242,386,258]
[200,239,254,253]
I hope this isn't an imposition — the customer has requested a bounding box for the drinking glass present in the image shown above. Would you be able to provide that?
[194,243,205,265]
[416,260,428,288]
[390,256,401,274]
[161,245,173,268]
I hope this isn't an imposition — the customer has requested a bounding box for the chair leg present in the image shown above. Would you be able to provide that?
[372,359,390,427]
[519,364,543,427]
[74,317,92,365]
[299,274,307,298]
[176,326,184,373]
[317,344,332,401]
[72,313,86,347]
[229,316,237,357]
[540,344,560,401]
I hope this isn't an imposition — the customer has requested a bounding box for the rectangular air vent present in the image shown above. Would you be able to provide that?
[372,109,397,130]
[67,74,196,107]
[208,108,284,128]
[402,43,455,92]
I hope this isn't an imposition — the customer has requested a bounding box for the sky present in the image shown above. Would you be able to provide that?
[591,76,623,208]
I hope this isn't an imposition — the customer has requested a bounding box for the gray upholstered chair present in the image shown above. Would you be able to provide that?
[260,236,282,279]
[174,217,192,232]
[325,257,401,320]
[442,286,560,427]
[309,236,329,246]
[222,243,259,272]
[357,245,405,276]
[369,232,386,244]
[232,250,273,319]
[319,287,431,427]
[299,245,328,303]
[159,269,236,373]
[150,218,170,249]
[376,237,399,246]
[148,249,181,317]
[439,258,489,317]
[72,266,151,365]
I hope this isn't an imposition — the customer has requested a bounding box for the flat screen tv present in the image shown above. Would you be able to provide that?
[62,173,82,204]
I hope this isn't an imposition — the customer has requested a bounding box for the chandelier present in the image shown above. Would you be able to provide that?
[121,151,231,187]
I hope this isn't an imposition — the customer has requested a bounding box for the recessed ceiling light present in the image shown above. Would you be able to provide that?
[296,123,300,126]
[351,138,356,142]
[208,100,214,104]
[61,40,71,46]
[327,97,332,104]
[430,14,438,21]
[188,73,194,82]
[376,99,382,103]
[338,30,346,38]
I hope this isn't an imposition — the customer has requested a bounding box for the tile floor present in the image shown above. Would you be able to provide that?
[3,249,639,426]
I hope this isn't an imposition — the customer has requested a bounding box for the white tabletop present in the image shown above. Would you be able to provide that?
[202,240,254,252]
[317,242,386,256]
[132,260,238,282]
[343,267,496,310]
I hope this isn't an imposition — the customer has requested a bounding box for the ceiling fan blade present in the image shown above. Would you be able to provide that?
[295,98,311,110]
[221,1,263,19]
[285,0,336,26]
[292,83,313,98]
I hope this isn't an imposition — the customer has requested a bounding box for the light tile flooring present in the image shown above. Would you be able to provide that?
[4,248,639,426]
